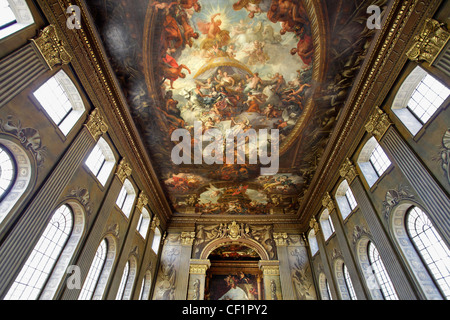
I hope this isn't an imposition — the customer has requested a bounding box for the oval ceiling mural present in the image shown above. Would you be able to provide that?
[86,0,386,216]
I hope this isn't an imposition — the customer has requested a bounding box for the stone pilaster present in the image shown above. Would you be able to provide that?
[258,260,282,300]
[273,233,296,300]
[187,259,210,300]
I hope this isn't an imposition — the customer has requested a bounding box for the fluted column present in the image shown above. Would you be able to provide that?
[187,259,210,300]
[175,232,196,300]
[60,157,132,300]
[323,188,369,300]
[0,108,107,299]
[273,233,296,300]
[0,25,72,107]
[258,260,281,300]
[366,107,450,246]
[348,157,419,299]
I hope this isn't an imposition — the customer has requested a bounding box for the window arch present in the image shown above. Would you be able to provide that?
[319,209,335,241]
[139,270,152,300]
[335,180,357,220]
[368,241,398,300]
[307,229,319,256]
[116,261,129,300]
[85,137,116,186]
[33,70,86,136]
[406,206,450,299]
[116,256,137,300]
[137,208,151,239]
[358,137,392,187]
[334,259,357,300]
[0,0,34,40]
[318,273,332,300]
[4,204,82,300]
[0,139,33,225]
[78,235,117,300]
[152,227,162,254]
[392,66,450,135]
[116,179,136,218]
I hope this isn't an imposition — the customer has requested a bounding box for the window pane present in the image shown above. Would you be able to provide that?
[0,0,16,28]
[85,144,106,177]
[370,144,391,177]
[0,145,15,199]
[407,207,450,299]
[344,264,357,300]
[368,242,398,300]
[78,239,107,300]
[5,205,73,300]
[408,74,450,124]
[115,262,129,300]
[345,187,358,211]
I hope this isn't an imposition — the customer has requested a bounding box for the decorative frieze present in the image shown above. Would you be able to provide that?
[406,18,450,64]
[365,107,392,141]
[115,158,132,183]
[84,108,108,141]
[31,25,72,69]
[339,158,357,183]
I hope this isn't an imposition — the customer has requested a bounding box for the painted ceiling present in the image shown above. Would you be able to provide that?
[85,0,386,217]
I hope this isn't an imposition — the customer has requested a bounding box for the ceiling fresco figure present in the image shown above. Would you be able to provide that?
[85,0,387,216]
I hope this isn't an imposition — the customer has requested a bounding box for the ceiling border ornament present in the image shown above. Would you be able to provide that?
[406,18,450,64]
[30,24,72,69]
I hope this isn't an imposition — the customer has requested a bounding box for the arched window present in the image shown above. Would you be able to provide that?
[319,209,335,241]
[4,204,74,300]
[392,66,450,135]
[33,70,85,136]
[307,229,319,256]
[152,227,162,254]
[0,0,34,40]
[116,179,136,218]
[116,261,129,300]
[406,207,450,299]
[358,137,391,187]
[85,137,116,186]
[139,270,152,300]
[368,241,398,300]
[335,180,357,220]
[343,264,357,300]
[318,273,331,300]
[0,144,16,202]
[78,239,107,300]
[137,208,151,239]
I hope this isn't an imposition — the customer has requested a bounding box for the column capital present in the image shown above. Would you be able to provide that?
[31,24,72,69]
[309,216,320,234]
[84,108,108,141]
[189,259,211,275]
[181,231,196,246]
[339,158,358,183]
[150,216,160,231]
[273,232,288,246]
[365,107,391,141]
[258,260,280,275]
[322,192,335,213]
[115,158,132,183]
[406,18,450,65]
[136,191,148,212]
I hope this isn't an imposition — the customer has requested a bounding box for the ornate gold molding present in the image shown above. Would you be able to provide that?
[136,191,148,212]
[406,18,450,64]
[189,259,211,275]
[322,192,335,213]
[258,260,280,276]
[273,233,288,246]
[31,24,72,69]
[309,217,319,234]
[115,158,132,183]
[181,231,196,246]
[84,108,108,141]
[151,216,160,231]
[340,158,357,183]
[365,107,392,141]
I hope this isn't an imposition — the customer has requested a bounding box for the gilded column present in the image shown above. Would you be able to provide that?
[258,260,281,300]
[0,109,107,299]
[273,232,296,300]
[187,259,211,300]
[366,107,450,246]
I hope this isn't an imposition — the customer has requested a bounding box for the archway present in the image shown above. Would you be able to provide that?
[199,238,268,301]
